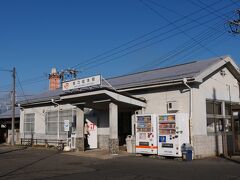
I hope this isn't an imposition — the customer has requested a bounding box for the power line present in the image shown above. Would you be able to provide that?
[230,0,240,8]
[129,4,234,72]
[146,0,227,34]
[71,0,228,70]
[0,1,237,92]
[16,72,29,104]
[163,31,226,67]
[132,22,226,72]
[140,0,220,57]
[73,4,235,72]
[81,11,233,72]
[228,9,240,34]
[189,0,231,21]
[0,75,48,90]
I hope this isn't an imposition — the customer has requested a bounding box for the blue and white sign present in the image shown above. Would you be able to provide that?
[64,120,70,132]
[159,136,166,143]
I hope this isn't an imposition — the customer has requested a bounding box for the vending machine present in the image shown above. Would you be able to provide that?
[157,113,189,157]
[135,114,158,154]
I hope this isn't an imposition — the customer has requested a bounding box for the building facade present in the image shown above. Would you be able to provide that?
[19,56,240,158]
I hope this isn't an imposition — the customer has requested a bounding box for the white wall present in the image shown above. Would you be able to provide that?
[20,104,111,148]
[20,104,75,140]
[192,67,239,136]
[133,86,190,115]
[191,67,239,157]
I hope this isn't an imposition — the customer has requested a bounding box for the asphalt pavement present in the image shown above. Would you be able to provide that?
[0,147,239,180]
[0,144,26,154]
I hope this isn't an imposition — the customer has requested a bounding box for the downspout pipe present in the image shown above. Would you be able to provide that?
[183,78,193,146]
[51,99,60,140]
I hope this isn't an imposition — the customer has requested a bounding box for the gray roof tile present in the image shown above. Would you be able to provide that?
[107,56,225,89]
[0,107,20,119]
[19,56,229,105]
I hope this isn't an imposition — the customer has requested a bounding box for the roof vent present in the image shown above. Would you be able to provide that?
[220,69,226,76]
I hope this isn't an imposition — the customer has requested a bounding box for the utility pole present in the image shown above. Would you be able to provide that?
[60,69,78,82]
[11,67,16,146]
[229,9,240,34]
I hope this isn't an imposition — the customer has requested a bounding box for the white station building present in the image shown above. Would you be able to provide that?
[19,56,240,158]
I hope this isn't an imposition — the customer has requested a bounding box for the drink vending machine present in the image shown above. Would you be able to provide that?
[135,114,158,154]
[157,113,189,157]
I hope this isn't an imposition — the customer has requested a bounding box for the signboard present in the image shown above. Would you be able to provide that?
[64,120,70,132]
[159,136,166,142]
[86,118,98,149]
[62,75,101,91]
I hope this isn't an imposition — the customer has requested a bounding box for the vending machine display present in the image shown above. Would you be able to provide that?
[157,113,189,157]
[135,114,158,154]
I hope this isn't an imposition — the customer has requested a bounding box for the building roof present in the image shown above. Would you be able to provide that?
[0,107,20,120]
[19,55,240,106]
[107,56,234,90]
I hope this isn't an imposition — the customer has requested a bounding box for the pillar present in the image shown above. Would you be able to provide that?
[109,102,119,154]
[131,112,136,136]
[75,107,84,151]
[221,101,228,156]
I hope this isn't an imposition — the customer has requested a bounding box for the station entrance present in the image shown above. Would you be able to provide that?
[60,88,146,153]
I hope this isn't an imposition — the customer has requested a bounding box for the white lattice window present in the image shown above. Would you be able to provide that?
[24,113,35,134]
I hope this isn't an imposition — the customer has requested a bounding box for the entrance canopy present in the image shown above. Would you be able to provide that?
[60,88,146,110]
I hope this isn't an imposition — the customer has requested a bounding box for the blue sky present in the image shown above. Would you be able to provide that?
[0,0,240,97]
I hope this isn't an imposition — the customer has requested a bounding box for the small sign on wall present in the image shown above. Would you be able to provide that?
[64,120,70,132]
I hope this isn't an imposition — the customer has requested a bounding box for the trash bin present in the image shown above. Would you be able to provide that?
[131,136,136,154]
[126,135,136,153]
[181,143,193,161]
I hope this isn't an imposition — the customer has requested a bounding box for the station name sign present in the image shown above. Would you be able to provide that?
[62,75,101,91]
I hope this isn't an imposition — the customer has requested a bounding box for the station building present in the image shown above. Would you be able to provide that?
[19,56,240,158]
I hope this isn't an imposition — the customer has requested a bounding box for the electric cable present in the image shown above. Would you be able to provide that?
[189,0,231,21]
[71,0,229,70]
[75,10,235,72]
[81,13,232,72]
[140,0,220,57]
[132,23,226,72]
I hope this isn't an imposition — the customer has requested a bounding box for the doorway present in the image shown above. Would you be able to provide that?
[0,125,8,143]
[233,115,240,153]
[118,112,132,146]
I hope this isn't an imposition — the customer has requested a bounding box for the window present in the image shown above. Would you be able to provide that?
[46,110,75,135]
[225,103,231,116]
[206,101,214,114]
[59,110,74,133]
[24,113,35,134]
[206,100,233,134]
[206,101,222,115]
[207,118,223,134]
[46,111,58,135]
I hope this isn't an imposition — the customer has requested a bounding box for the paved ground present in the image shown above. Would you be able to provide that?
[0,147,240,180]
[0,144,26,154]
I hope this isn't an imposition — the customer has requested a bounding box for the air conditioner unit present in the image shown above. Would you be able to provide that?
[167,101,178,112]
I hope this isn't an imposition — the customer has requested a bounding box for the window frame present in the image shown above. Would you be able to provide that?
[45,109,76,135]
[24,113,35,134]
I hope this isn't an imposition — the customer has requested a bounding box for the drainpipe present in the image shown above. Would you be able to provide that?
[183,78,193,146]
[51,99,60,140]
